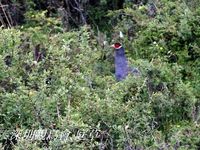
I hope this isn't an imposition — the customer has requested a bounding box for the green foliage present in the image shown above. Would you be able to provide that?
[23,10,62,33]
[0,0,200,149]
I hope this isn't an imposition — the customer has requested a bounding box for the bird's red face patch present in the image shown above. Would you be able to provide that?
[113,43,122,49]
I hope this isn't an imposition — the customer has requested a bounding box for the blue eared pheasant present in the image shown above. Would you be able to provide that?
[111,42,140,81]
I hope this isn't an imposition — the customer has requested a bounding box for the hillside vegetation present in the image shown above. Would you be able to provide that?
[0,0,200,149]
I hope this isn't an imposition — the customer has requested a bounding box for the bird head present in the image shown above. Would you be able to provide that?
[111,42,122,50]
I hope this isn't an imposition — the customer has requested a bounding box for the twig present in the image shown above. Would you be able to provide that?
[0,3,12,28]
[6,7,14,26]
[56,101,61,119]
[69,0,87,25]
[0,12,6,27]
[67,95,71,123]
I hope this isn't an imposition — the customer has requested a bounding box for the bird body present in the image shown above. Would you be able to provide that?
[114,43,129,81]
[112,43,140,81]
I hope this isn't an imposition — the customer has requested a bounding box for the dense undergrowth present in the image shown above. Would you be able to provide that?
[0,0,200,149]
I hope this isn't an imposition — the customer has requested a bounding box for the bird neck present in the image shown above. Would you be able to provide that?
[114,47,128,68]
[115,47,126,58]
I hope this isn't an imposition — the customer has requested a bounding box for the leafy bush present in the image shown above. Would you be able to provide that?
[0,0,200,149]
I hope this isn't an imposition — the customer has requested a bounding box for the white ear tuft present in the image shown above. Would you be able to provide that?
[119,31,124,38]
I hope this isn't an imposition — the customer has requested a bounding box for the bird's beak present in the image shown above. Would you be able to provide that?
[110,44,115,48]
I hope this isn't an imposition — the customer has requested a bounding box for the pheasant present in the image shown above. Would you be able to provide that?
[111,42,140,81]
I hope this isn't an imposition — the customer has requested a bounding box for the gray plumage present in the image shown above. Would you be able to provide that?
[113,43,140,81]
